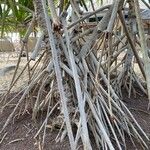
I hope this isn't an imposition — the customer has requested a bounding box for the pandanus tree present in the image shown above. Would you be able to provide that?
[0,0,150,149]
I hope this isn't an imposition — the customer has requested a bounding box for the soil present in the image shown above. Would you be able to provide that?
[122,91,150,150]
[0,91,150,150]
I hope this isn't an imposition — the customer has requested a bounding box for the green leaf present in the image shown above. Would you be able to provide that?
[8,0,18,20]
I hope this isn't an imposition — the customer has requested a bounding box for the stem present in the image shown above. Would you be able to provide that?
[118,10,146,79]
[134,0,150,110]
[68,4,111,29]
[41,1,75,149]
[48,0,61,28]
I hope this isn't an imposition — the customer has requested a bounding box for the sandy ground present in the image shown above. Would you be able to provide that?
[0,91,149,150]
[0,52,36,93]
[0,51,143,93]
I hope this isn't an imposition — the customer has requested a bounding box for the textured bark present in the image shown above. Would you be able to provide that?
[33,0,50,52]
[33,0,47,32]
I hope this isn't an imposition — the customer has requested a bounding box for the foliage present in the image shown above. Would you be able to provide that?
[0,0,34,37]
